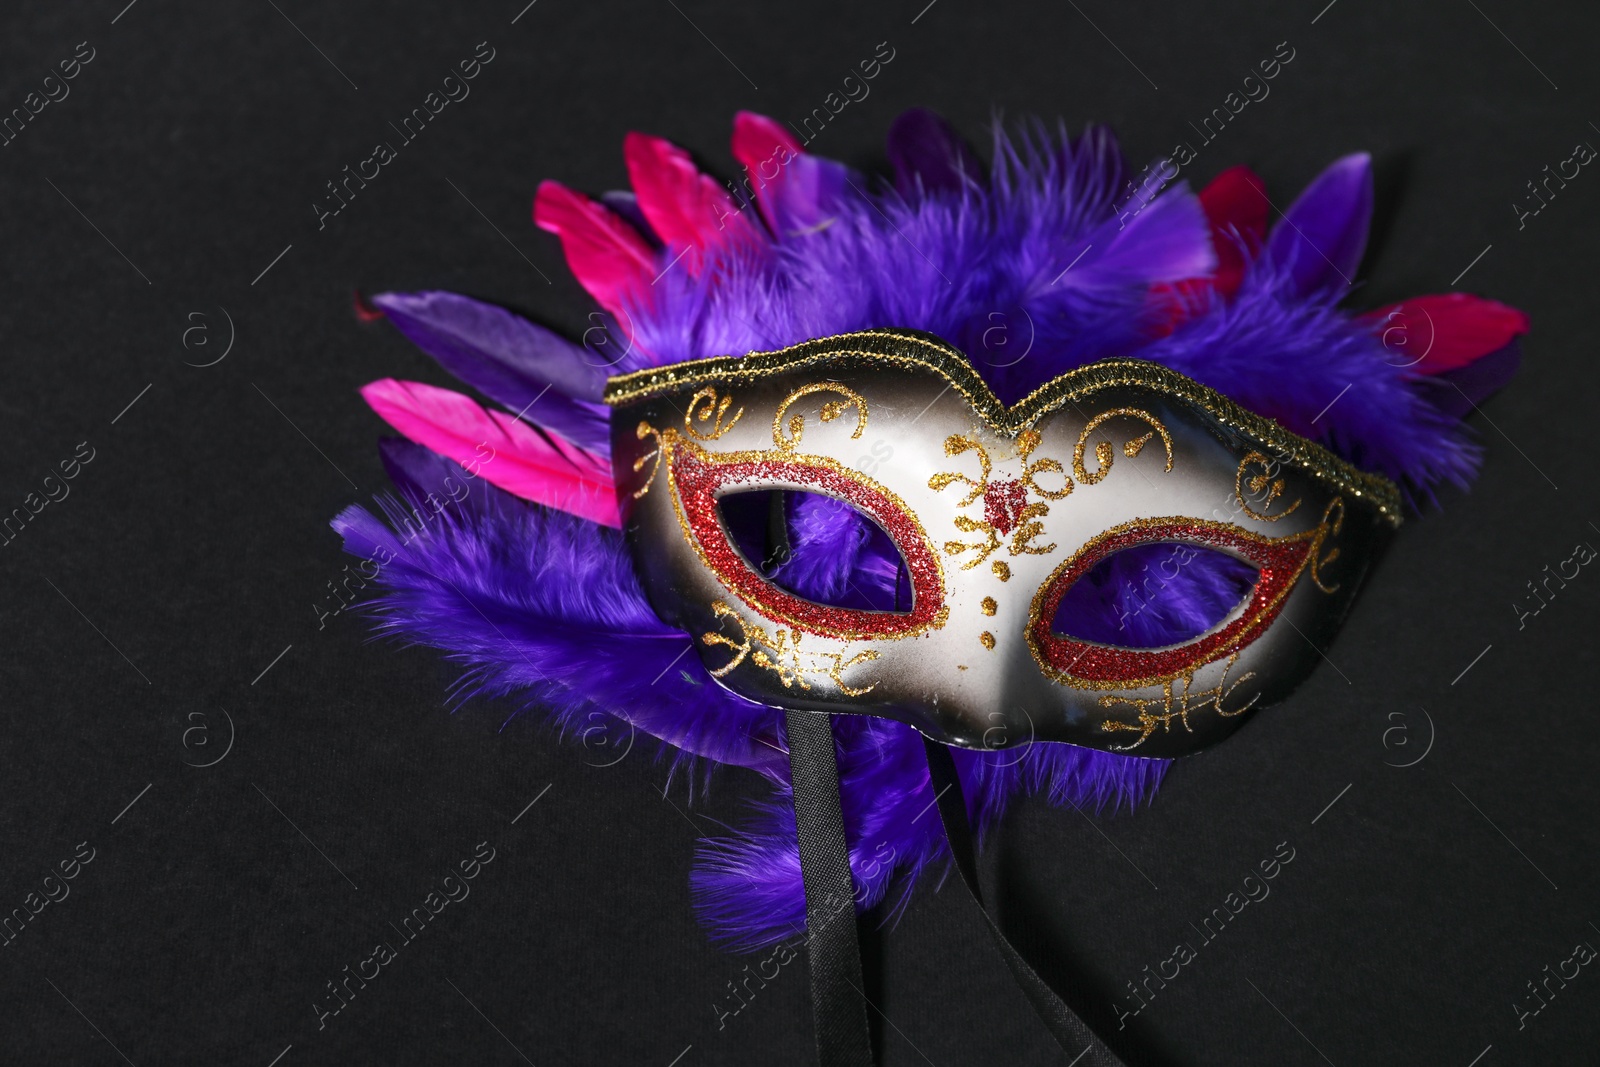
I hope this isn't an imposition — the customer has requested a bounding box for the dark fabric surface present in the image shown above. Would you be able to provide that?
[1,1,1595,1064]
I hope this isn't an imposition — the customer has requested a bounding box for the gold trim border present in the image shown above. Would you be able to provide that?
[604,328,1403,525]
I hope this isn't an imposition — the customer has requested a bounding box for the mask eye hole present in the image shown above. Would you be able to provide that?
[1028,517,1324,689]
[667,442,946,641]
[717,490,912,614]
[1049,543,1258,649]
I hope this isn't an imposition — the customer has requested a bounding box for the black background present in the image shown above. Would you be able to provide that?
[2,0,1596,1064]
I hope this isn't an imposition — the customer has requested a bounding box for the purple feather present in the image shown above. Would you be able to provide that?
[1050,542,1259,648]
[769,493,902,611]
[1065,181,1217,291]
[376,437,480,516]
[331,485,786,781]
[1263,152,1373,296]
[371,290,612,454]
[691,715,1169,949]
[598,190,659,245]
[1138,263,1479,497]
[765,154,858,240]
[887,107,984,197]
[1420,339,1522,418]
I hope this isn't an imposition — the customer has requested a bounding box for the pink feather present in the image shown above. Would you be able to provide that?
[732,112,804,231]
[623,131,757,266]
[1361,293,1530,373]
[533,180,656,320]
[732,111,803,167]
[360,378,620,528]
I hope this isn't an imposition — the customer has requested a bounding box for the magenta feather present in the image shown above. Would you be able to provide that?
[1360,292,1531,373]
[532,181,656,319]
[360,378,620,527]
[623,131,757,268]
[731,110,857,239]
[731,110,803,233]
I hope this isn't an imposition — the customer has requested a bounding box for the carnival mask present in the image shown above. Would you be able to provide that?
[609,329,1399,758]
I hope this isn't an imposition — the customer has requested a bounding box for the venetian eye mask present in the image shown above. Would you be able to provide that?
[608,328,1399,758]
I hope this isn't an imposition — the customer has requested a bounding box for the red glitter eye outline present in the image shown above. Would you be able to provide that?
[1027,515,1336,690]
[668,443,948,641]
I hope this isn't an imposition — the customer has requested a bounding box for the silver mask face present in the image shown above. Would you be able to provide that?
[606,330,1399,758]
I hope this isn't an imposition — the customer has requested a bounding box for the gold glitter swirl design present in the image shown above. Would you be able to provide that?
[945,517,1002,570]
[1097,652,1260,752]
[684,386,745,441]
[1307,498,1344,594]
[928,431,1070,570]
[927,434,990,507]
[772,383,868,452]
[631,420,665,500]
[602,329,1402,524]
[1235,451,1303,522]
[702,598,881,695]
[1073,408,1174,485]
[1017,428,1072,500]
[930,435,999,569]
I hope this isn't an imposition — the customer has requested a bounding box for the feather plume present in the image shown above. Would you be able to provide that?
[371,290,612,454]
[623,131,757,268]
[332,482,785,780]
[360,378,620,527]
[533,180,656,319]
[1361,292,1530,374]
[886,107,985,196]
[1264,152,1373,296]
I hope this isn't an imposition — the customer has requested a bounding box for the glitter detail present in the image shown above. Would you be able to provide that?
[603,329,1402,524]
[772,383,868,451]
[1235,451,1302,522]
[1096,652,1259,752]
[1073,408,1173,485]
[931,430,1069,569]
[983,480,1028,534]
[980,596,997,616]
[702,599,880,695]
[663,432,948,642]
[631,420,665,499]
[928,434,989,506]
[1026,505,1343,690]
[685,386,745,441]
[992,561,1011,581]
[944,520,1001,570]
[980,631,996,650]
